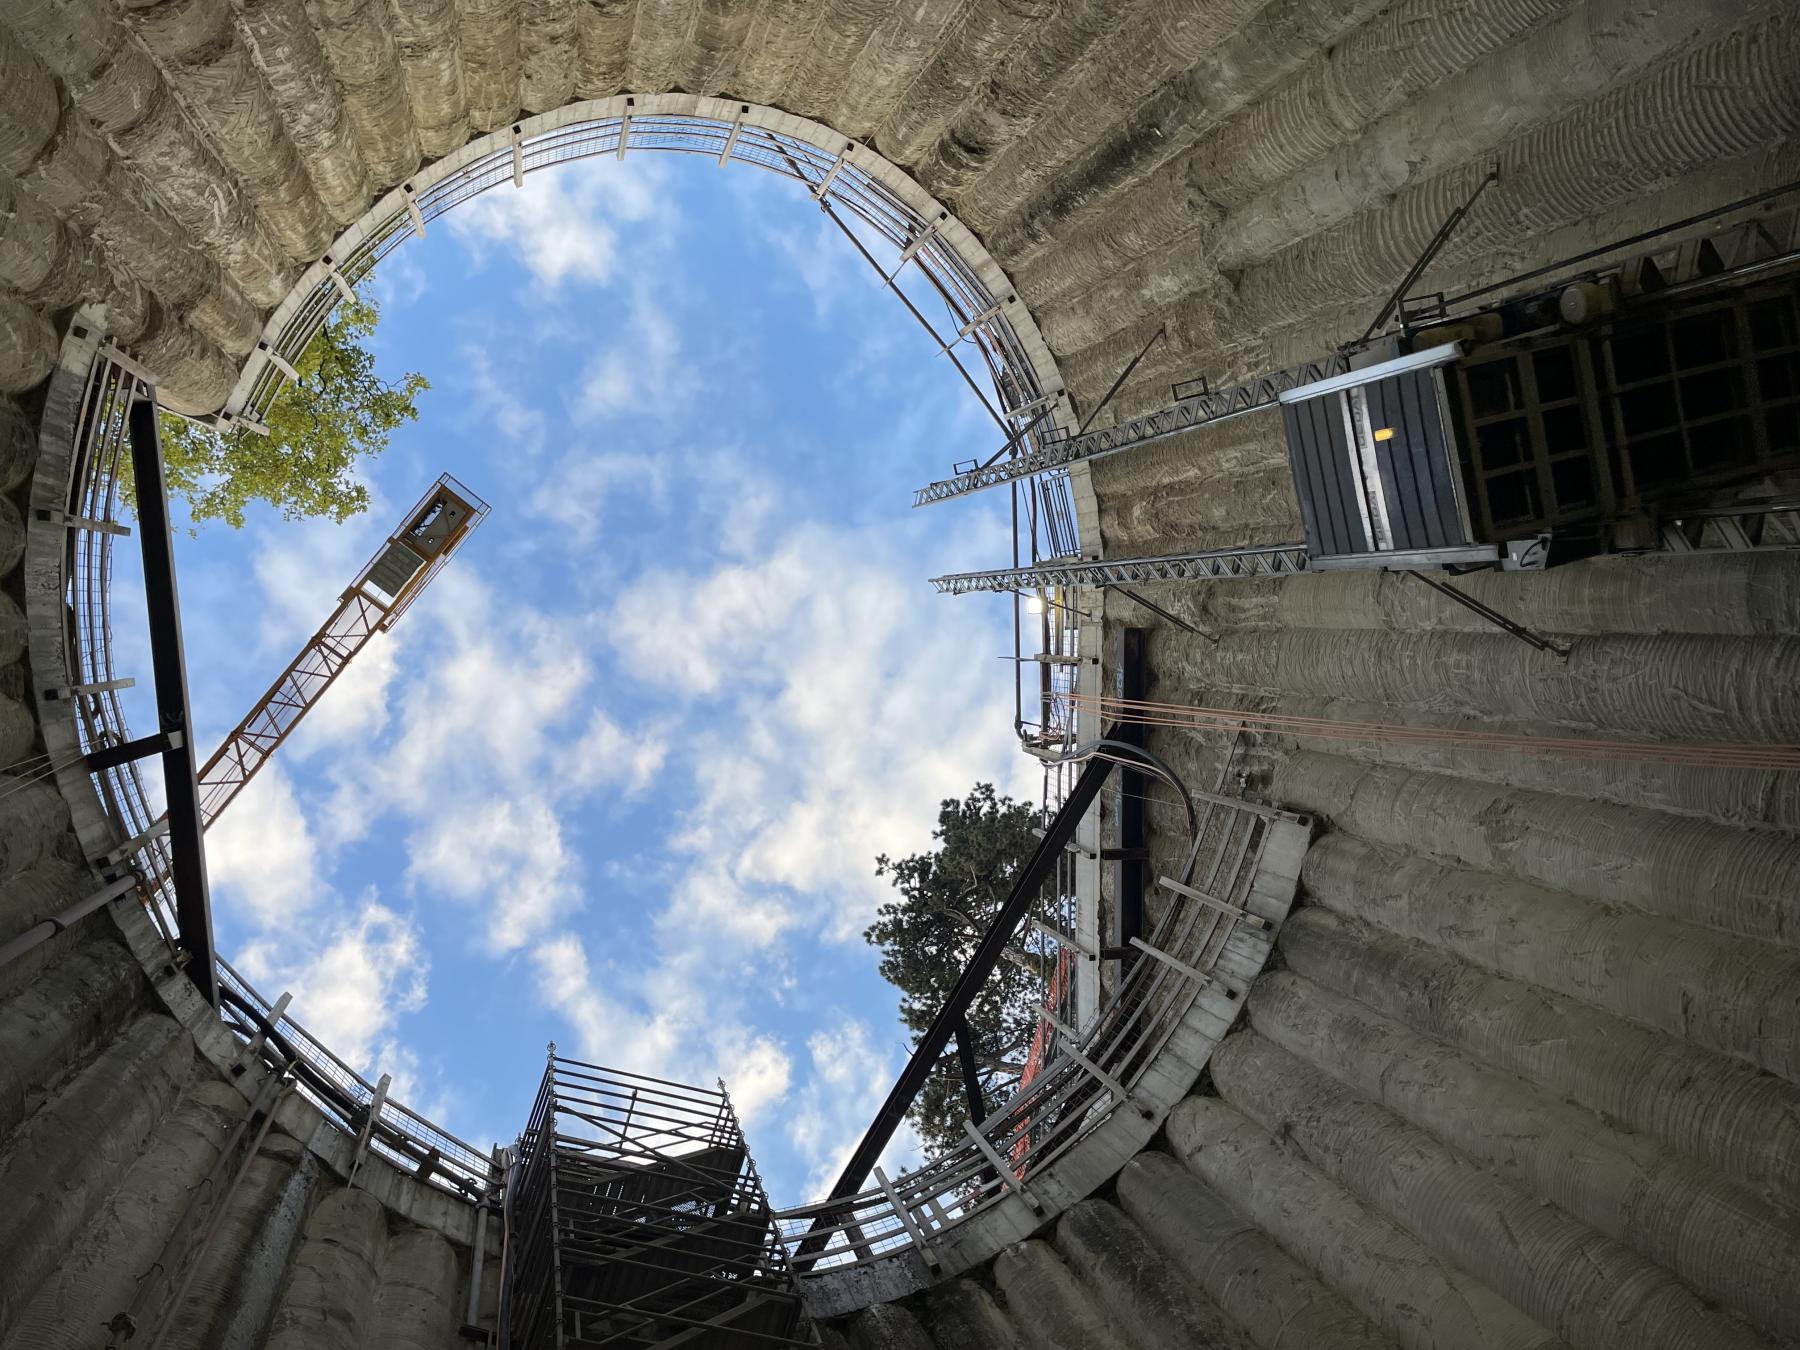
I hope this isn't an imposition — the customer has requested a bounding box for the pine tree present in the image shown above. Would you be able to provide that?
[866,783,1044,1155]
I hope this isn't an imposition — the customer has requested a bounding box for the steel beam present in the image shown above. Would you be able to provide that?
[1114,629,1149,972]
[912,354,1352,506]
[126,392,218,1005]
[953,1015,986,1123]
[83,728,183,774]
[819,732,1125,1209]
[932,543,1310,594]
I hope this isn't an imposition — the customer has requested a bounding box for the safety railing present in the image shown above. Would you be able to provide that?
[215,962,492,1198]
[1017,595,1083,762]
[229,109,1059,458]
[771,785,1301,1277]
[222,103,1087,789]
[40,339,492,1201]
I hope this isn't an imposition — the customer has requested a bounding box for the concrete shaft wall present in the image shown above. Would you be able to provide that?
[0,0,1789,417]
[825,552,1800,1350]
[0,4,1796,1349]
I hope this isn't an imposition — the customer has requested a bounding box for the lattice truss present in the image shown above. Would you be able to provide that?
[193,475,486,827]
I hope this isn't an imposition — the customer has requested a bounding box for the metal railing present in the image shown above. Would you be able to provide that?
[770,785,1297,1277]
[221,104,1087,777]
[229,110,1059,456]
[43,342,493,1201]
[1017,593,1083,766]
[913,354,1354,506]
[40,107,1103,1221]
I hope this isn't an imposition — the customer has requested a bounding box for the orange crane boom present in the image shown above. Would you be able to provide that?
[192,474,488,829]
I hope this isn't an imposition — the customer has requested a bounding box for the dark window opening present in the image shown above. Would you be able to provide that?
[1465,360,1522,417]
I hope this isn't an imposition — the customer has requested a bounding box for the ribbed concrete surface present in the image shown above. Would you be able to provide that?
[0,6,1794,1349]
[815,551,1793,1348]
[0,1,1784,416]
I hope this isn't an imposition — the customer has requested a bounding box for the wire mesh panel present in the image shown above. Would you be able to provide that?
[502,1055,811,1350]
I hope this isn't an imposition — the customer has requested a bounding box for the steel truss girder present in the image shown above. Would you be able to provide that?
[913,354,1352,507]
[194,590,385,827]
[931,543,1310,594]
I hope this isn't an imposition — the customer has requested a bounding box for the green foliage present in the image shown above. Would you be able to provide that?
[151,299,427,530]
[866,783,1044,1157]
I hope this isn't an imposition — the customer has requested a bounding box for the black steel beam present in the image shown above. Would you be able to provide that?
[820,728,1127,1209]
[83,728,183,774]
[126,392,218,1005]
[953,1015,986,1123]
[1113,630,1150,973]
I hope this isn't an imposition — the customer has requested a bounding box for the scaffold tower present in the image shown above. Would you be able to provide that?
[501,1053,812,1350]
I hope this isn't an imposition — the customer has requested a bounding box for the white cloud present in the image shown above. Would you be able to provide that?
[786,1020,920,1196]
[555,706,670,798]
[574,286,692,423]
[235,895,428,1074]
[530,933,794,1131]
[369,245,427,309]
[531,933,678,1078]
[726,166,887,322]
[609,519,1033,939]
[206,300,1027,1192]
[715,1029,793,1126]
[513,488,1031,1199]
[206,764,323,927]
[526,447,668,548]
[448,159,668,292]
[465,344,550,459]
[297,634,402,754]
[763,211,872,319]
[248,508,388,655]
[297,564,673,954]
[407,795,581,951]
[360,570,591,795]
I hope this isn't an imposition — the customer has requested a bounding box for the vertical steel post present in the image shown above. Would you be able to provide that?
[953,1015,986,1122]
[1113,629,1150,973]
[125,391,218,1004]
[544,1055,566,1350]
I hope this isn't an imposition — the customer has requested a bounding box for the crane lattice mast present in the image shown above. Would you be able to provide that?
[192,474,487,829]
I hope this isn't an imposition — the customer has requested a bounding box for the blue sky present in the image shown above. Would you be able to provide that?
[117,153,1038,1202]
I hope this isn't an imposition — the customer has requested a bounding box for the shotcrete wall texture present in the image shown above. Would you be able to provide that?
[1,3,1797,1349]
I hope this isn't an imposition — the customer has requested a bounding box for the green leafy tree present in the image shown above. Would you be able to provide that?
[866,783,1045,1157]
[151,298,427,529]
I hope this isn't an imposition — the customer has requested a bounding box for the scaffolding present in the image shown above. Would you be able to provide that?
[502,1055,811,1350]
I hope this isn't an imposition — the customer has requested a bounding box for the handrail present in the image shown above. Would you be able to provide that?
[29,106,1090,1219]
[812,731,1130,1220]
[226,107,1061,461]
